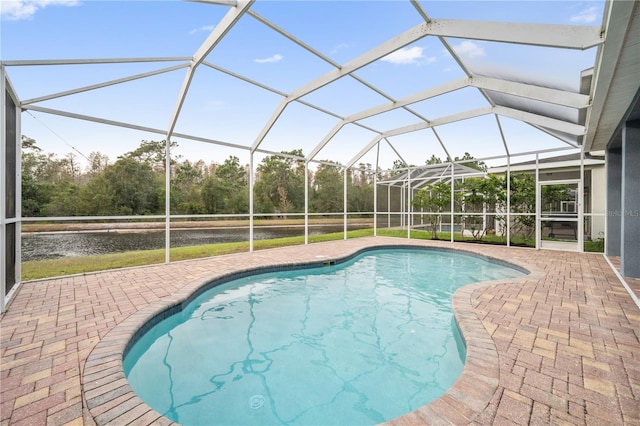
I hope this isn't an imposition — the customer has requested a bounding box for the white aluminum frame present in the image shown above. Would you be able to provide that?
[1,68,22,312]
[0,0,617,312]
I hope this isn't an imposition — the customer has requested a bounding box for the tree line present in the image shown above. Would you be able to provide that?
[21,135,550,243]
[20,137,379,217]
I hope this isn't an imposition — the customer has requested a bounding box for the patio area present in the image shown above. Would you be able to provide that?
[1,237,638,425]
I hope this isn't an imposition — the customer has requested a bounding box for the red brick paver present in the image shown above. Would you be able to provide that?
[1,237,639,425]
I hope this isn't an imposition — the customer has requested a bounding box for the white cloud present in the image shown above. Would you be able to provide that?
[451,41,485,59]
[381,46,425,64]
[1,0,80,20]
[330,43,350,54]
[570,6,599,23]
[204,100,227,112]
[189,24,215,35]
[253,54,283,64]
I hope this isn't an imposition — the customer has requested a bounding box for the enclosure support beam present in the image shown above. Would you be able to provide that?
[407,166,412,240]
[304,162,309,245]
[450,163,454,243]
[249,153,254,252]
[343,168,348,240]
[431,128,452,162]
[253,19,437,153]
[307,120,346,163]
[506,156,511,247]
[167,0,253,140]
[535,155,541,250]
[374,143,380,237]
[388,185,391,231]
[21,63,190,106]
[579,146,585,253]
[494,106,586,136]
[424,19,602,49]
[605,148,622,256]
[165,138,171,264]
[471,76,590,109]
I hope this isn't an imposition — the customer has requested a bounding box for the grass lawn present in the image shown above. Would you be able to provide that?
[21,229,374,280]
[21,227,603,281]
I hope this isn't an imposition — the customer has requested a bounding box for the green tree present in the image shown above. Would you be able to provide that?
[21,136,49,216]
[426,154,443,165]
[254,150,305,215]
[412,180,453,239]
[348,163,374,213]
[172,160,205,214]
[122,139,180,172]
[201,176,224,213]
[483,173,508,239]
[460,174,506,240]
[455,152,487,172]
[311,162,343,213]
[510,173,536,243]
[541,184,569,212]
[77,173,116,215]
[201,156,248,214]
[78,157,160,215]
[85,151,110,179]
[21,136,80,217]
[42,181,80,216]
[387,159,414,177]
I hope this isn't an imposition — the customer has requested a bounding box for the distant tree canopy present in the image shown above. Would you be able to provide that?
[253,150,306,215]
[425,154,442,165]
[121,139,180,171]
[201,156,248,214]
[311,162,343,213]
[21,137,504,225]
[425,152,487,171]
[20,140,378,217]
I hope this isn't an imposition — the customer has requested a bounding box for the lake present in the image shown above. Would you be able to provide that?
[21,225,366,261]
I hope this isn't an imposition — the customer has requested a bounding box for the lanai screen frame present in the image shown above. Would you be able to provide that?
[0,0,608,312]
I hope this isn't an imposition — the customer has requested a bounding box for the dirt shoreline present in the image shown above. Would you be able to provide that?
[21,218,373,233]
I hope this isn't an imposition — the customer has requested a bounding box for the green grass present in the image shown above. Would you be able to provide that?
[21,228,375,280]
[377,228,535,247]
[22,227,602,281]
[584,239,605,253]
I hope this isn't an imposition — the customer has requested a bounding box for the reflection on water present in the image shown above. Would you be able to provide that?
[124,250,522,425]
[21,226,360,261]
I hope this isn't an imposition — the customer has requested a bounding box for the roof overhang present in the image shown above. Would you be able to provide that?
[584,0,640,152]
[490,158,605,174]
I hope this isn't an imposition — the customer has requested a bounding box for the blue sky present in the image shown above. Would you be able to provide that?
[1,0,605,170]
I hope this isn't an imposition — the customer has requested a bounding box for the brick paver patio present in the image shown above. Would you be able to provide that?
[1,237,639,425]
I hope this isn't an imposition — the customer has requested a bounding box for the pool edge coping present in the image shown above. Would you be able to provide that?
[82,240,545,425]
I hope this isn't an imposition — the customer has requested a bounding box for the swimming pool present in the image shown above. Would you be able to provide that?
[124,248,525,425]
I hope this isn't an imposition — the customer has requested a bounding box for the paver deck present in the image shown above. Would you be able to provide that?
[1,237,639,425]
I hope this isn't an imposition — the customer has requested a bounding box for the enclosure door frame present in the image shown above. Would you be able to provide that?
[537,178,583,252]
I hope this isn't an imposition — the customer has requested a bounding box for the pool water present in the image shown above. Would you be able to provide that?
[124,248,525,425]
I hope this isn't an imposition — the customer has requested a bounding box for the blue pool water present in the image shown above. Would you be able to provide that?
[124,248,525,425]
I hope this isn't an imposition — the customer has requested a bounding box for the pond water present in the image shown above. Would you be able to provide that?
[21,225,364,261]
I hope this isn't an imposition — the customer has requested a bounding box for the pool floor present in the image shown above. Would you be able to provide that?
[125,249,523,424]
